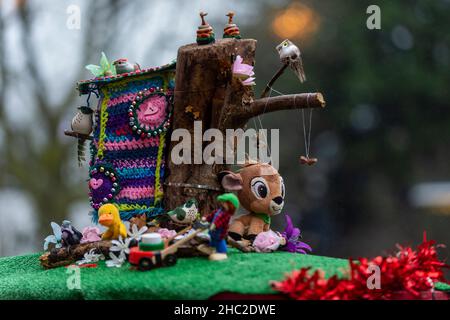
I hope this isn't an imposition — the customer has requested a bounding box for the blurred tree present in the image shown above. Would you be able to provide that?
[0,0,134,239]
[245,0,450,257]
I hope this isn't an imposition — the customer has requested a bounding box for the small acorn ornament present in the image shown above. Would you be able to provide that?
[223,12,241,39]
[196,12,215,45]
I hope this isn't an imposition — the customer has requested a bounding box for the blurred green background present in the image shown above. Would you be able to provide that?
[0,0,449,259]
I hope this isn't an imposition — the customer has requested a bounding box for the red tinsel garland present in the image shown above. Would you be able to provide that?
[271,233,449,300]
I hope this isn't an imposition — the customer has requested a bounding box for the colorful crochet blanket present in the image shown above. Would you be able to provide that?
[78,64,176,221]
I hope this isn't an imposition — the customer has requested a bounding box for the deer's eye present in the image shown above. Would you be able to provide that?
[251,177,269,199]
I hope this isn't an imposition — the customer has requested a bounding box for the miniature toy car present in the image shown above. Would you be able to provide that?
[129,227,206,271]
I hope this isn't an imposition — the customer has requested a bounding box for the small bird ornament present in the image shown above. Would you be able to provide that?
[166,198,200,225]
[276,39,306,83]
[71,106,93,166]
[113,58,140,74]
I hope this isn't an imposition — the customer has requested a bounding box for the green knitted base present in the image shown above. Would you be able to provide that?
[0,250,447,300]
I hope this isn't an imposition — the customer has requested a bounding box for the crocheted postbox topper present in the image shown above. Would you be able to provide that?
[77,61,176,222]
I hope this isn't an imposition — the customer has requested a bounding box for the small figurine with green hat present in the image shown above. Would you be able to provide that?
[200,193,239,260]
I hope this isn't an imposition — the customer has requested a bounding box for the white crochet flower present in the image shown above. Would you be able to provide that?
[127,224,148,241]
[105,251,126,268]
[76,249,105,265]
[110,236,131,256]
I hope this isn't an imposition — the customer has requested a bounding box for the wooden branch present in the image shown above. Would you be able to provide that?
[64,130,93,141]
[39,240,112,269]
[227,236,255,253]
[260,64,288,98]
[241,93,325,121]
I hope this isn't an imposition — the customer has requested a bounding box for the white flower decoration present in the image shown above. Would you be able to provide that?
[76,249,105,265]
[127,224,148,241]
[110,236,131,256]
[43,222,62,251]
[105,251,126,268]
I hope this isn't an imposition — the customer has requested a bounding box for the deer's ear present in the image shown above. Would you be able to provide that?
[218,171,243,191]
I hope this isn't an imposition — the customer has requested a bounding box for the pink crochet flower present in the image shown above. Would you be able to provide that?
[232,55,255,86]
[80,226,102,243]
[158,228,177,239]
[253,230,282,253]
[241,77,256,86]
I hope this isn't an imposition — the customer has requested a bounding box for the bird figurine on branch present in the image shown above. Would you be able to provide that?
[261,39,306,98]
[260,39,318,166]
[71,106,93,166]
[276,39,306,83]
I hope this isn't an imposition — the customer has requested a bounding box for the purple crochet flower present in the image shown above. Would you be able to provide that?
[281,215,312,254]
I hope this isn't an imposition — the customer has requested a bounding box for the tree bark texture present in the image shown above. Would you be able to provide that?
[164,39,325,215]
[39,241,112,269]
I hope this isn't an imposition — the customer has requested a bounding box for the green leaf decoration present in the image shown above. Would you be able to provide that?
[85,52,117,77]
[85,64,103,77]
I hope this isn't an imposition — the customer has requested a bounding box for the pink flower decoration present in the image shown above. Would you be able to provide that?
[232,55,255,86]
[253,230,282,253]
[80,226,102,244]
[158,228,177,239]
[241,77,256,86]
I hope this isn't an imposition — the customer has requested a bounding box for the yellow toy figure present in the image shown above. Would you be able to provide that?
[98,204,127,240]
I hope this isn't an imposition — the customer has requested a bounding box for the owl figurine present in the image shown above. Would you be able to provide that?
[71,106,93,166]
[276,39,306,83]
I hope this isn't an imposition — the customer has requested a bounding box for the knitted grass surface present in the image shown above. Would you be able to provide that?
[0,249,348,300]
[1,249,448,300]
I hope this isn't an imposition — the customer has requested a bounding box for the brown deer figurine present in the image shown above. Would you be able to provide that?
[218,162,285,247]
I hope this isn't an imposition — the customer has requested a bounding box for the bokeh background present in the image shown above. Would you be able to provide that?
[0,0,449,260]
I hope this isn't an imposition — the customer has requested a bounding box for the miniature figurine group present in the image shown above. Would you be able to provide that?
[43,161,311,270]
[45,9,316,271]
[196,11,241,45]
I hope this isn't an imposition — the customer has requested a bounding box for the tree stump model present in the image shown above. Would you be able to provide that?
[164,39,325,215]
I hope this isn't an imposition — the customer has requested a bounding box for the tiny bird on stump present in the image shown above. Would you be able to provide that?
[71,106,93,166]
[276,39,306,83]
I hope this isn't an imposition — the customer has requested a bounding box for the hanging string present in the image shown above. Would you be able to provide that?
[301,108,313,158]
[267,87,316,165]
[252,86,281,163]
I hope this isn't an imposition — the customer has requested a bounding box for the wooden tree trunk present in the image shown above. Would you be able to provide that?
[164,39,325,215]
